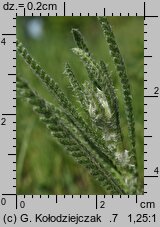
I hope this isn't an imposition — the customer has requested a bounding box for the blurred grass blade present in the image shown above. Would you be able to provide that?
[17,119,35,187]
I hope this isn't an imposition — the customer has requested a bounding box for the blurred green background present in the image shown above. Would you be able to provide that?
[17,16,144,194]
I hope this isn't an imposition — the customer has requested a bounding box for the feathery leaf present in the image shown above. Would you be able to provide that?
[72,28,90,55]
[16,39,123,178]
[17,76,126,194]
[98,16,136,169]
[17,17,140,194]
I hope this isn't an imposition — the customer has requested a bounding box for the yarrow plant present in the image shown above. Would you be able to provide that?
[17,17,142,194]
